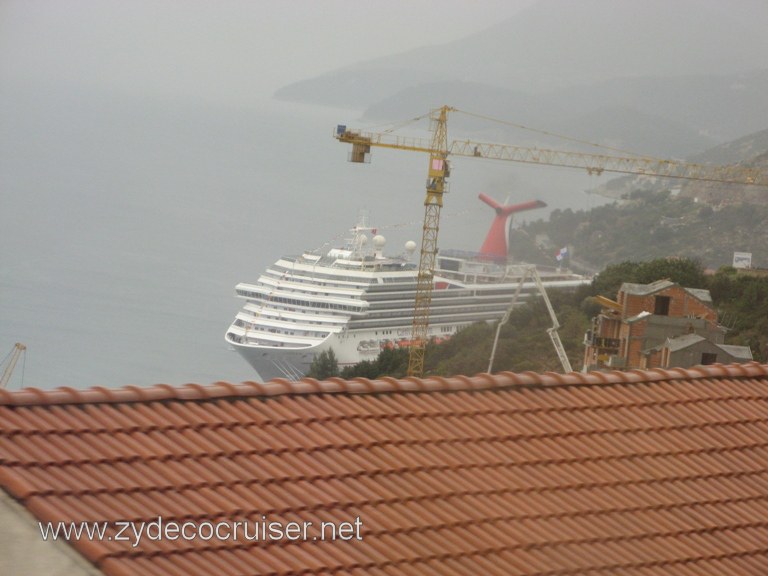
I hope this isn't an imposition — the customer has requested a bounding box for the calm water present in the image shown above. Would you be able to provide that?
[1,84,602,389]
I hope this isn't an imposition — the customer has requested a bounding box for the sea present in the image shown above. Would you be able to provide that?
[0,83,604,390]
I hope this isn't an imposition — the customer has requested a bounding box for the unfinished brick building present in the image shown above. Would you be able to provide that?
[583,279,752,371]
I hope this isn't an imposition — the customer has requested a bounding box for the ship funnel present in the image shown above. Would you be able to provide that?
[478,193,546,260]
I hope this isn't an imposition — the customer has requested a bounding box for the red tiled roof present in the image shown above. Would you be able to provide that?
[2,364,768,575]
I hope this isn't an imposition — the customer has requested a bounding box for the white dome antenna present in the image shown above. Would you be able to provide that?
[373,235,386,259]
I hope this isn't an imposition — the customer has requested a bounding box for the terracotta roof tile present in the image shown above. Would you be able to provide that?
[3,363,768,574]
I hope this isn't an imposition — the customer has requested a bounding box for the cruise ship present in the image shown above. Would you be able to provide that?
[225,194,590,381]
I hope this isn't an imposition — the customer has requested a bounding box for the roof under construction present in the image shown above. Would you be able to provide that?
[620,280,713,303]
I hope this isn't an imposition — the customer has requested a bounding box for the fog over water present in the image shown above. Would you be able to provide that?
[1,0,610,389]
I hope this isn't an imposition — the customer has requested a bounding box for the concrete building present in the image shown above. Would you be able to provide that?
[583,279,752,371]
[643,333,754,368]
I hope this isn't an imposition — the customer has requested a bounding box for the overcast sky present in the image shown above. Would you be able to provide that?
[1,0,537,104]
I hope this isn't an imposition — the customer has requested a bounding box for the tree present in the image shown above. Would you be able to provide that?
[341,347,409,379]
[307,348,339,380]
[591,257,706,298]
[635,257,706,288]
[591,261,639,297]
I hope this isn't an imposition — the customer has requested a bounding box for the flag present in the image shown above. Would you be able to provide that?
[556,247,569,261]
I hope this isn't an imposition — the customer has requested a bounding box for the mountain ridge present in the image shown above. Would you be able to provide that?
[276,0,768,157]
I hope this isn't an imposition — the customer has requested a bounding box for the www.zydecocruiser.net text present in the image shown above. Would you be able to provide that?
[39,516,364,548]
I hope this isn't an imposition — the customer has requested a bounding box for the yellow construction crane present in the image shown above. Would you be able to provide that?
[335,105,768,376]
[1,343,26,389]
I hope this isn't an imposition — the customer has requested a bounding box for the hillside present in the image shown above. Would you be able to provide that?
[508,191,768,271]
[277,0,768,105]
[276,0,768,156]
[593,128,768,201]
[691,129,768,165]
[360,80,719,158]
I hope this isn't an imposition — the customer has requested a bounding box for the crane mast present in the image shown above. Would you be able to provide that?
[335,105,768,377]
[337,105,456,377]
[408,106,452,377]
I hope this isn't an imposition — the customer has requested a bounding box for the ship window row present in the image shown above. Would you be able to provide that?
[352,312,501,330]
[236,312,340,331]
[364,285,419,295]
[227,333,307,349]
[242,307,347,324]
[272,262,416,285]
[368,303,508,315]
[366,295,523,311]
[234,320,329,339]
[263,269,370,290]
[246,300,351,319]
[363,290,423,301]
[232,321,329,339]
[355,324,472,337]
[430,294,533,305]
[237,310,346,326]
[243,301,346,317]
[476,281,586,294]
[270,295,362,312]
[364,289,522,303]
[239,291,365,312]
[256,279,363,300]
[269,264,379,285]
[362,304,514,321]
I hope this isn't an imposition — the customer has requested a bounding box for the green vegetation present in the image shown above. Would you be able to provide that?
[508,191,768,271]
[306,349,339,380]
[708,268,768,359]
[338,257,768,379]
[590,257,708,297]
[340,347,410,380]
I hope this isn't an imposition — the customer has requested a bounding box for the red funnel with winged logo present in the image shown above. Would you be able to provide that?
[478,193,547,260]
